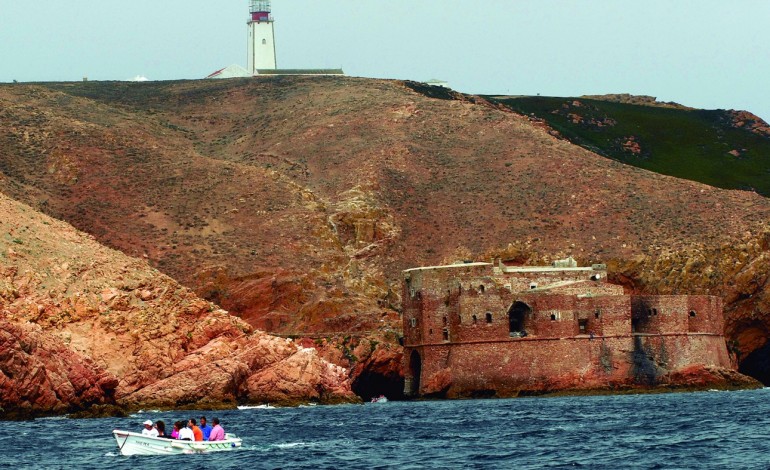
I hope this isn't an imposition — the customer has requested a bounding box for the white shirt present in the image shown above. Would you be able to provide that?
[178,427,194,440]
[142,427,159,437]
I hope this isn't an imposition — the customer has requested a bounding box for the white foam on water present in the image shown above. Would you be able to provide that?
[237,404,275,410]
[273,442,308,449]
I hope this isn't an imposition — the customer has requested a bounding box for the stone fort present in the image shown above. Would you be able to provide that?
[401,258,733,398]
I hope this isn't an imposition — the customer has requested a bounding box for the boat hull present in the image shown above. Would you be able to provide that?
[112,430,242,456]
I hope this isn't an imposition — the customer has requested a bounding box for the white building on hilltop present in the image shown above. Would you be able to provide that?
[207,1,344,79]
[247,0,277,73]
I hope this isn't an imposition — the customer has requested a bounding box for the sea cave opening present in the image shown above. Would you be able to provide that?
[739,341,770,386]
[351,367,406,402]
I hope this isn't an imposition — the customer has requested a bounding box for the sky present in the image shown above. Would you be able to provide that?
[0,1,768,121]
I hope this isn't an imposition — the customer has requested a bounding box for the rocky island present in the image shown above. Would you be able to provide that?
[2,77,770,417]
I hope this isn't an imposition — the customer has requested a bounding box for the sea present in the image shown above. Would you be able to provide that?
[4,388,770,469]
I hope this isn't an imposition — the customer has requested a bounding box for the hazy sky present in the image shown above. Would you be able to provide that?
[1,1,768,121]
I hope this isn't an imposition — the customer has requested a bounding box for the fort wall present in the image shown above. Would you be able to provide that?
[402,260,736,398]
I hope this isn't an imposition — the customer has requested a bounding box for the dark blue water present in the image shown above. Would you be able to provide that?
[4,388,770,469]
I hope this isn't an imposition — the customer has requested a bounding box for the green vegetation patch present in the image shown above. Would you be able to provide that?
[488,96,770,195]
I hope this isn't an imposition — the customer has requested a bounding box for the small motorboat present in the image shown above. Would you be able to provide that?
[112,430,243,456]
[370,395,388,404]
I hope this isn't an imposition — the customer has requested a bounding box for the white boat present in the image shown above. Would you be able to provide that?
[112,430,243,456]
[370,395,388,403]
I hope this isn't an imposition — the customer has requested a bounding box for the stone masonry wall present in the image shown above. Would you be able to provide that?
[631,295,723,335]
[405,333,731,397]
[402,262,734,397]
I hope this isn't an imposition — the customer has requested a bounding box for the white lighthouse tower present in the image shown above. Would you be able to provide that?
[247,0,277,74]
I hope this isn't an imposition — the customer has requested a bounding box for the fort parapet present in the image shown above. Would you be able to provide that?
[402,258,740,397]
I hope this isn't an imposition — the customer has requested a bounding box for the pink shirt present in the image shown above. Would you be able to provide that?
[209,424,225,441]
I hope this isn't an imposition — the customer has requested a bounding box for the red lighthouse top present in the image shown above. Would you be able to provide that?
[249,0,272,22]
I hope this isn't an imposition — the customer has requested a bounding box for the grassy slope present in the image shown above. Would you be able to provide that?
[489,96,770,195]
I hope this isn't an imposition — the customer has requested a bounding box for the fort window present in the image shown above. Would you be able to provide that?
[653,308,658,316]
[647,308,653,316]
[472,314,478,325]
[410,318,417,328]
[486,312,493,324]
[689,310,697,317]
[443,316,448,327]
[530,282,538,290]
[550,314,557,321]
[479,285,485,293]
[508,301,531,336]
[579,319,588,333]
[443,329,449,341]
[591,274,602,281]
[594,309,601,319]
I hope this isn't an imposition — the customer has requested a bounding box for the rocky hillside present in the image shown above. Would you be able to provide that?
[3,77,770,392]
[0,193,355,418]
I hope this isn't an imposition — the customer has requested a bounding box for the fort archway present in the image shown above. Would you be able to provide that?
[508,301,532,336]
[409,350,422,396]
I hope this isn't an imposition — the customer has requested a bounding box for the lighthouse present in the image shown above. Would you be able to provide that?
[247,0,277,73]
[207,0,344,79]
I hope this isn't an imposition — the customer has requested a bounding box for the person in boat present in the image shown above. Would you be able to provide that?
[155,420,168,438]
[199,416,212,441]
[141,419,159,437]
[189,418,204,441]
[208,418,225,441]
[170,421,182,439]
[178,421,194,441]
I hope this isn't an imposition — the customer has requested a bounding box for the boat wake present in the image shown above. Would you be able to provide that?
[273,442,310,449]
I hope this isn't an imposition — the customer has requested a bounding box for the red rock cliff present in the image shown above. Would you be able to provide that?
[0,194,356,417]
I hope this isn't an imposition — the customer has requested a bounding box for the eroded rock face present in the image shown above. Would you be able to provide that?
[0,194,356,417]
[0,319,118,418]
[244,347,354,405]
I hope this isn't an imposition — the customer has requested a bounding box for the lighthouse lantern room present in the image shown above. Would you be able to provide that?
[247,0,277,73]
